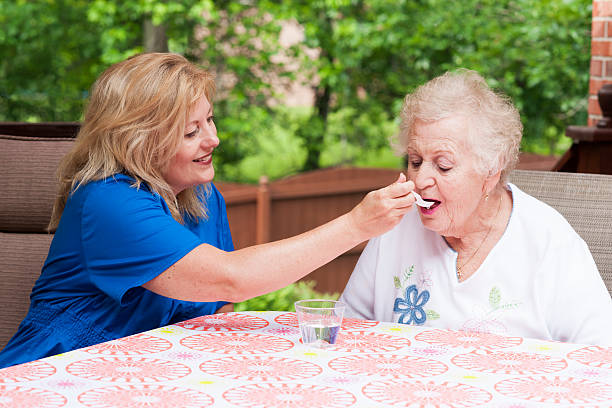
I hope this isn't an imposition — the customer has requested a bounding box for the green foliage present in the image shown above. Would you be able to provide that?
[219,106,308,183]
[278,0,591,157]
[0,0,592,177]
[216,104,402,183]
[187,0,291,172]
[234,280,339,312]
[0,0,104,121]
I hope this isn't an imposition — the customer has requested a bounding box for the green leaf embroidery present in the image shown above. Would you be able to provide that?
[426,310,440,320]
[489,287,501,309]
[402,265,415,285]
[395,265,417,289]
[499,302,520,310]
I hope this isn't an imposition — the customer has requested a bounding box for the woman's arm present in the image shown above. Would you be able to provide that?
[142,175,416,302]
[215,303,234,313]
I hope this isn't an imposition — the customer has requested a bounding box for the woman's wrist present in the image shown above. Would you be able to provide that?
[342,210,370,246]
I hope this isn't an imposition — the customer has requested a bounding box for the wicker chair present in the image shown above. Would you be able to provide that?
[510,169,612,297]
[0,134,75,350]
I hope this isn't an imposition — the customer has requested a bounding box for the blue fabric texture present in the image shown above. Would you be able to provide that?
[0,174,233,368]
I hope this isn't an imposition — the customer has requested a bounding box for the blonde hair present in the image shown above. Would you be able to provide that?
[394,69,523,184]
[49,53,216,231]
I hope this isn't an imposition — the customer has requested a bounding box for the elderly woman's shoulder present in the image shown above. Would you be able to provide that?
[508,183,579,241]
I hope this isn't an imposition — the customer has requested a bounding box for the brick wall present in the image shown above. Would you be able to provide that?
[590,1,612,125]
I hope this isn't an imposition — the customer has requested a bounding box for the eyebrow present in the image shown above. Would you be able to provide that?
[187,108,213,126]
[406,139,457,155]
[407,146,456,156]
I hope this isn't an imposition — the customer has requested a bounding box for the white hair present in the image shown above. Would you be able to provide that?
[393,69,523,184]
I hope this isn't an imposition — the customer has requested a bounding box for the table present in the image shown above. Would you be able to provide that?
[1,311,611,407]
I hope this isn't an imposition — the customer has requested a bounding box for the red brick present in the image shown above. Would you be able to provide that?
[593,20,606,37]
[591,40,612,57]
[591,78,603,94]
[592,59,604,76]
[590,78,612,94]
[592,78,612,93]
[605,61,612,77]
[606,21,612,37]
[589,97,603,116]
[588,116,600,127]
[594,1,612,17]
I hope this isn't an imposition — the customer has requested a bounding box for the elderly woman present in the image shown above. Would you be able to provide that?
[0,53,416,368]
[340,69,612,346]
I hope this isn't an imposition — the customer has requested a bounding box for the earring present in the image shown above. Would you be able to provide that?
[484,193,489,201]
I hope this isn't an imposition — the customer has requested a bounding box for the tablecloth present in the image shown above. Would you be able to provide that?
[0,311,611,407]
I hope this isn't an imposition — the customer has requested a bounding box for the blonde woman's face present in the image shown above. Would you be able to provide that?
[164,96,219,195]
[406,116,490,238]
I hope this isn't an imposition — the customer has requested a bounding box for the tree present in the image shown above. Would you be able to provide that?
[0,0,105,121]
[0,0,592,177]
[184,0,291,175]
[90,1,292,175]
[277,0,590,168]
[0,0,290,178]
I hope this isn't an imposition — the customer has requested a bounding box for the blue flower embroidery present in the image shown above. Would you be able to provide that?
[394,284,430,324]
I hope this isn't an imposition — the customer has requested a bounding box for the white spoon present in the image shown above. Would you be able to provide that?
[412,191,435,208]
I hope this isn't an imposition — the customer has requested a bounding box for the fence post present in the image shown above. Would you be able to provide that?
[256,175,270,244]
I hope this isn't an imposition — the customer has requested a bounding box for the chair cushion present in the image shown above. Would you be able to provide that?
[0,232,53,349]
[0,135,74,232]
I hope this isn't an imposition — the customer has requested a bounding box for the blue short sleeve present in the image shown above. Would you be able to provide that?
[0,177,235,368]
[81,178,202,305]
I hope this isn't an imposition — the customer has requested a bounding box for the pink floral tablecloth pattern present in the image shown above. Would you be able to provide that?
[1,311,611,407]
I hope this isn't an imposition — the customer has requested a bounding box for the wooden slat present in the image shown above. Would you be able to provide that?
[255,177,271,244]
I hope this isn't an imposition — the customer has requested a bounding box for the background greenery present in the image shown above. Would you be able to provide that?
[1,0,591,183]
[235,280,338,312]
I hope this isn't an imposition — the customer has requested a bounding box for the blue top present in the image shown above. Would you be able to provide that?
[0,174,233,368]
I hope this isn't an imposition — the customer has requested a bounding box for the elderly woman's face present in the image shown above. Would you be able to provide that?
[164,95,219,195]
[406,115,489,237]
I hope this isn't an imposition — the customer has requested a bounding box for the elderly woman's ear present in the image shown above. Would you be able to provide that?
[483,169,503,196]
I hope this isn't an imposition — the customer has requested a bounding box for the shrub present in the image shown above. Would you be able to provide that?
[234,281,339,312]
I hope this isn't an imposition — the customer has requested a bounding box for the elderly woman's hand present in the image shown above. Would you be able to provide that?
[348,173,416,241]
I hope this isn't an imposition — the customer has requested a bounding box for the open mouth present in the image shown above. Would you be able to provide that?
[193,154,212,163]
[424,198,441,210]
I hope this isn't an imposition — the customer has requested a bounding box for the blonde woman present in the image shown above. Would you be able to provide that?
[0,53,416,368]
[340,69,612,346]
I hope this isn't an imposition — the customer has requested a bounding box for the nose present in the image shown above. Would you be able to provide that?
[412,163,435,192]
[200,124,219,149]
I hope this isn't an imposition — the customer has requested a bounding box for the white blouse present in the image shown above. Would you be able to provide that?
[340,183,612,346]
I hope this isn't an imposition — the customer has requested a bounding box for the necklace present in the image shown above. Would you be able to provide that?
[456,193,502,281]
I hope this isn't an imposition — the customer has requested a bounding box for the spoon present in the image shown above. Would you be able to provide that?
[412,191,435,208]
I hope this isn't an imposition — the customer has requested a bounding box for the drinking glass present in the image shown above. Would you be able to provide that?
[294,299,345,348]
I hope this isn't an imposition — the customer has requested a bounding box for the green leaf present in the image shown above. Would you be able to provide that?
[426,310,440,320]
[403,265,414,282]
[489,287,501,309]
[393,276,402,289]
[500,302,521,310]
